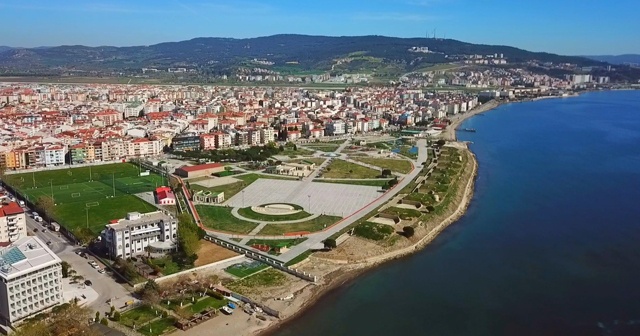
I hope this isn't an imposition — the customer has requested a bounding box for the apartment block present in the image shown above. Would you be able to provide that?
[0,203,26,243]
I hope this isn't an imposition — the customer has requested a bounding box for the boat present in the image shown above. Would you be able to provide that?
[463,128,477,132]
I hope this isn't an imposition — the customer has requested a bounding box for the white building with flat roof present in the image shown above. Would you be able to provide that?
[0,236,63,327]
[101,211,178,259]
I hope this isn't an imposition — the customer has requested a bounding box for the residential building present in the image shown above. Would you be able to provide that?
[0,203,26,243]
[101,211,177,258]
[0,236,63,327]
[172,134,201,152]
[154,186,176,205]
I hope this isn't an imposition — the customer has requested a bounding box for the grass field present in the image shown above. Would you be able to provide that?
[322,159,381,179]
[257,215,341,235]
[352,157,413,174]
[119,305,158,328]
[228,268,287,294]
[225,261,269,278]
[196,205,259,234]
[3,163,165,239]
[137,317,177,336]
[237,207,312,222]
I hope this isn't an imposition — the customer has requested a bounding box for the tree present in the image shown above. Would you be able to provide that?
[436,139,446,147]
[35,196,54,214]
[61,261,71,278]
[323,238,337,250]
[293,144,298,151]
[109,305,116,317]
[100,318,109,326]
[388,178,399,188]
[426,205,435,212]
[95,311,100,322]
[144,279,159,292]
[112,311,121,321]
[403,226,415,238]
[381,169,392,178]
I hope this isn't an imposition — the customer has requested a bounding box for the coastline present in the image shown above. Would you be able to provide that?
[256,145,481,335]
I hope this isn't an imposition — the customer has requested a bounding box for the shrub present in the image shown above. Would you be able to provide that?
[403,226,415,238]
[112,311,121,321]
[100,318,109,326]
[323,238,337,249]
[211,291,225,300]
[353,222,394,241]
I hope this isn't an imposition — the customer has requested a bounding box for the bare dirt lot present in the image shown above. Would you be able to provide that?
[195,241,239,267]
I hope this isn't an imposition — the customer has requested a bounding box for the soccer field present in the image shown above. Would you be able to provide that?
[4,163,168,240]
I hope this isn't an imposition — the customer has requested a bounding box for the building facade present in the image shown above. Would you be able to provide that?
[0,236,63,327]
[0,203,27,243]
[101,211,178,258]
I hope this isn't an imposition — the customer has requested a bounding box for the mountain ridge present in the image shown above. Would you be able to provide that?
[0,34,604,75]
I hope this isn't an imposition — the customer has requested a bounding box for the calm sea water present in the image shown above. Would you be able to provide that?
[273,90,640,336]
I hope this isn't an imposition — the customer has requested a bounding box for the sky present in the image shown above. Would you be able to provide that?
[0,0,638,55]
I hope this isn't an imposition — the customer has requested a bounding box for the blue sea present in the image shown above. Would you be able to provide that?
[272,90,640,336]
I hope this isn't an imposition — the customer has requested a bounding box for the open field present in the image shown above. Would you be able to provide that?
[196,205,259,234]
[256,215,341,235]
[352,157,413,174]
[322,159,381,179]
[194,241,239,267]
[3,163,164,238]
[120,305,158,328]
[190,173,295,199]
[225,261,269,278]
[227,268,287,294]
[137,317,177,336]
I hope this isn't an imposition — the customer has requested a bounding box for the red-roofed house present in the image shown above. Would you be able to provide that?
[0,202,26,242]
[155,186,176,205]
[174,163,225,178]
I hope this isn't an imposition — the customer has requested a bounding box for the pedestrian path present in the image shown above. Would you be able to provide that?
[230,207,321,224]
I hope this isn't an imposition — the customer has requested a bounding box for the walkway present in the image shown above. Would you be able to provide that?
[205,139,429,263]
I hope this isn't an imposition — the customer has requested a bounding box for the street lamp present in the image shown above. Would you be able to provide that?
[242,190,245,207]
[307,195,311,212]
[49,180,54,204]
[85,208,89,229]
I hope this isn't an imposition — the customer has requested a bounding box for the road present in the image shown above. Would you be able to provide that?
[22,207,135,314]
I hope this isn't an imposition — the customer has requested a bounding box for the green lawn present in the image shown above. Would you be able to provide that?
[3,163,165,240]
[279,148,314,156]
[147,256,182,275]
[137,317,177,336]
[286,158,326,165]
[228,269,287,293]
[225,261,269,278]
[246,238,307,249]
[119,305,159,328]
[313,179,391,187]
[237,207,312,222]
[382,207,423,220]
[189,296,227,313]
[52,194,158,239]
[352,157,413,174]
[322,159,381,179]
[284,250,313,266]
[354,222,395,241]
[257,215,341,235]
[303,143,340,152]
[196,205,259,234]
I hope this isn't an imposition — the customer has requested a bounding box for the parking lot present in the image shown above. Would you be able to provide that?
[225,179,381,217]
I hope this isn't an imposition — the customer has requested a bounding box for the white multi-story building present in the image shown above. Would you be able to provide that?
[43,145,66,167]
[0,202,26,243]
[101,211,178,259]
[0,236,63,327]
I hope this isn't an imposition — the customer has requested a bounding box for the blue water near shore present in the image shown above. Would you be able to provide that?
[273,90,640,336]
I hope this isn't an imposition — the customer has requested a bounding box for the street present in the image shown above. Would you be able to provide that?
[22,205,136,314]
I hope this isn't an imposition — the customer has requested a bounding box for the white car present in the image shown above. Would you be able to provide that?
[91,264,100,269]
[220,306,233,315]
[97,268,105,274]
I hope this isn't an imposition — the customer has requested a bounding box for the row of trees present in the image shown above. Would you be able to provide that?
[13,302,98,336]
[177,213,205,262]
[172,143,283,163]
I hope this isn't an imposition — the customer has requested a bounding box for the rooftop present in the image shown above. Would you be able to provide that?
[0,202,24,217]
[106,211,174,231]
[0,236,61,280]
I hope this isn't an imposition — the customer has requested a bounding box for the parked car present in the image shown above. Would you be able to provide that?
[220,306,233,315]
[33,228,38,232]
[97,269,105,274]
[84,280,92,286]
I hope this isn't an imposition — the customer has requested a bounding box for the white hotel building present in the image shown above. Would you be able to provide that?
[0,236,63,327]
[102,211,178,258]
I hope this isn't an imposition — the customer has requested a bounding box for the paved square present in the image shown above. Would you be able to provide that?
[225,179,381,217]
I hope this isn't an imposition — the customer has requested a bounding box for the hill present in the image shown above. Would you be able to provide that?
[0,34,603,75]
[584,54,640,65]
